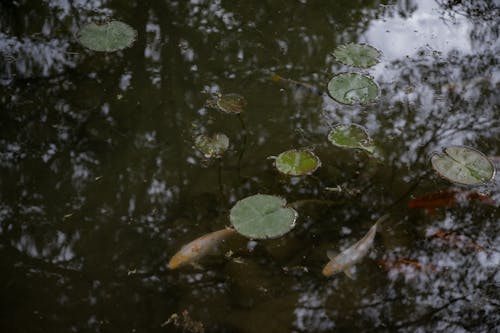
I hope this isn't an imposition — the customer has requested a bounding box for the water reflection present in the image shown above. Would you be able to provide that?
[0,0,499,332]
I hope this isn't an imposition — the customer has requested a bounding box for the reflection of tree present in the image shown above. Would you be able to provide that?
[436,0,500,21]
[0,0,499,332]
[436,0,500,50]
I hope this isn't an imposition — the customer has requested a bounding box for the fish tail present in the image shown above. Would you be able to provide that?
[375,213,390,226]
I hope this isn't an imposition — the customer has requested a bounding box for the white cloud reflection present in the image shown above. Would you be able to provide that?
[366,0,473,61]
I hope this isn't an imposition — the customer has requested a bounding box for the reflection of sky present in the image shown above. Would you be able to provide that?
[365,0,473,60]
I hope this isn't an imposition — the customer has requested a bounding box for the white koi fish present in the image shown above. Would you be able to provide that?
[168,228,236,269]
[322,214,389,278]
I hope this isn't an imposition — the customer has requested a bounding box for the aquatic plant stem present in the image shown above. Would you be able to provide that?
[288,199,345,209]
[237,114,247,181]
[217,159,226,203]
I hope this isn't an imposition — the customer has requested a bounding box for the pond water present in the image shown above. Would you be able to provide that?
[1,0,499,332]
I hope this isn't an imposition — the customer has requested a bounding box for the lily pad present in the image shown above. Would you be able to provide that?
[194,133,229,158]
[78,21,137,52]
[332,43,381,68]
[216,93,247,114]
[328,124,375,154]
[274,149,321,176]
[327,73,379,105]
[430,146,495,185]
[229,194,298,239]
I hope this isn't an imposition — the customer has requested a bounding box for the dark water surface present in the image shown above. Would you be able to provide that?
[1,0,499,332]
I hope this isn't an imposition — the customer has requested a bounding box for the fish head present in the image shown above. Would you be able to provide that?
[167,252,190,270]
[322,259,344,277]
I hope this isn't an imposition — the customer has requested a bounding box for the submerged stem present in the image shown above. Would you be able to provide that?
[237,114,247,182]
[288,199,345,209]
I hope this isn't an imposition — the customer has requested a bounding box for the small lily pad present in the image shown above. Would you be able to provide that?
[230,194,298,239]
[430,146,495,185]
[328,124,375,154]
[78,21,137,52]
[216,93,247,114]
[274,149,321,176]
[332,43,381,68]
[327,73,379,105]
[194,133,229,159]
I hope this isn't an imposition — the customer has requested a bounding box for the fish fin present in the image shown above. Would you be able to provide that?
[190,262,204,270]
[271,74,283,83]
[327,250,337,260]
[425,208,438,216]
[343,268,355,280]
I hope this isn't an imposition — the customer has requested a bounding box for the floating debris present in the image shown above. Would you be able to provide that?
[162,310,205,333]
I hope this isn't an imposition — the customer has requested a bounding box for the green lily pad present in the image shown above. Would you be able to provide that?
[327,73,379,105]
[328,124,375,154]
[194,133,229,159]
[78,21,137,52]
[216,93,247,114]
[430,146,495,185]
[229,194,298,239]
[332,43,381,68]
[274,149,321,176]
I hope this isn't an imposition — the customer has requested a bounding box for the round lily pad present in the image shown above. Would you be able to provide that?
[194,133,229,159]
[430,146,495,185]
[332,43,381,68]
[328,124,375,154]
[327,73,379,105]
[216,93,247,114]
[78,21,137,52]
[274,149,321,176]
[229,194,298,239]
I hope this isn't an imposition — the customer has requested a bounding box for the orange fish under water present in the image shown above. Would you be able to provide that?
[377,258,437,273]
[408,190,495,215]
[428,229,486,253]
[168,228,237,269]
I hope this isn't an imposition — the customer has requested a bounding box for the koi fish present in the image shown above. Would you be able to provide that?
[376,258,437,273]
[408,190,495,215]
[168,228,237,269]
[270,73,323,96]
[322,214,389,278]
[428,229,486,253]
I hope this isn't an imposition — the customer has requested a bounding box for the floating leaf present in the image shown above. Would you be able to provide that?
[328,124,375,153]
[230,194,297,239]
[327,73,379,105]
[274,149,321,176]
[332,43,381,68]
[430,146,495,185]
[216,93,247,114]
[194,133,229,158]
[78,21,137,52]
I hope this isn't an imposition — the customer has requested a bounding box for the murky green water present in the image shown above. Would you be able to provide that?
[1,1,499,332]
